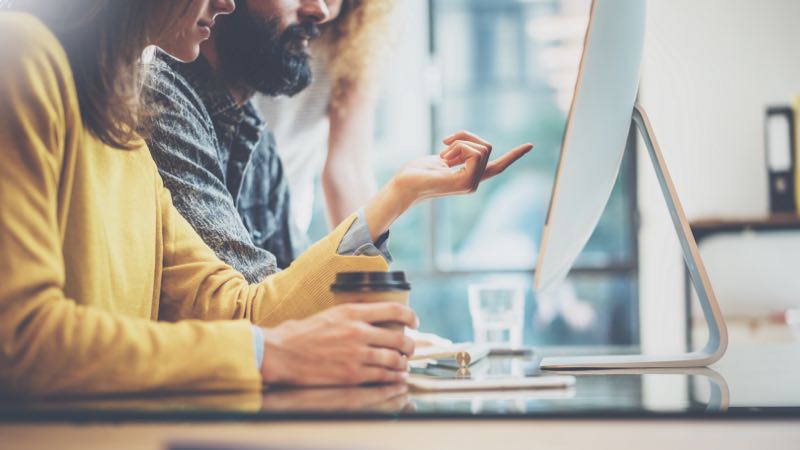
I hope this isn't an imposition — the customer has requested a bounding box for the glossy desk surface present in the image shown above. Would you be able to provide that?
[2,342,800,421]
[3,343,800,450]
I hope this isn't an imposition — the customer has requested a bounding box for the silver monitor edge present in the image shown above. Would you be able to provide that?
[534,0,646,292]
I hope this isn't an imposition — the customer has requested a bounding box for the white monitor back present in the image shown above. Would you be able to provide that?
[534,0,646,291]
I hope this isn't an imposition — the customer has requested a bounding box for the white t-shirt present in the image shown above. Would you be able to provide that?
[257,54,332,233]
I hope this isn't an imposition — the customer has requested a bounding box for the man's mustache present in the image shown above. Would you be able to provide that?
[282,21,321,43]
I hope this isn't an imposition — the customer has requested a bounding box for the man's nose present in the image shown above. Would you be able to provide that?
[212,0,236,16]
[298,0,332,25]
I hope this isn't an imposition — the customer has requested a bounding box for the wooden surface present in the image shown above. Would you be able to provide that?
[3,420,800,450]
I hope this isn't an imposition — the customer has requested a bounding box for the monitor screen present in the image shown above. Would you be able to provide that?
[534,0,646,291]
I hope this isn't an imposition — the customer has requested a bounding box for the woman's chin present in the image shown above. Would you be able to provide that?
[159,44,201,63]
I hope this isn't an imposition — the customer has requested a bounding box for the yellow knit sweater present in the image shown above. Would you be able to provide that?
[0,14,388,397]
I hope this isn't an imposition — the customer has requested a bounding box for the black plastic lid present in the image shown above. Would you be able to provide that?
[330,271,411,292]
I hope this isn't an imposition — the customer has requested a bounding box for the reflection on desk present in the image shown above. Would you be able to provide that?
[1,344,800,420]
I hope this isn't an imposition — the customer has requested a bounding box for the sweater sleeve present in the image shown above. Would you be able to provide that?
[0,16,262,397]
[157,186,390,327]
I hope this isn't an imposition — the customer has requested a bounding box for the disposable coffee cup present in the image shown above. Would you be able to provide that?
[330,271,411,330]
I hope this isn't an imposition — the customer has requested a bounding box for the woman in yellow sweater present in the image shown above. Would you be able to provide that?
[0,0,532,397]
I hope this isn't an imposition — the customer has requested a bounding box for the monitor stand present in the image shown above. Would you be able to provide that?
[540,104,728,369]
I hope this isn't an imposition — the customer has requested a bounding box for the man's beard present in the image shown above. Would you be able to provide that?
[214,3,320,97]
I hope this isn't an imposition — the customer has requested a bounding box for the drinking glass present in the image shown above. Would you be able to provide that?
[468,284,525,348]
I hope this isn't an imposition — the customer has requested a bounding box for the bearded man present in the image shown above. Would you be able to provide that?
[144,0,393,287]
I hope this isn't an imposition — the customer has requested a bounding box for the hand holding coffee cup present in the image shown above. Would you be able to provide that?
[257,271,416,386]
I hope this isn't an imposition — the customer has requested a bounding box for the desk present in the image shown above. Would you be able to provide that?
[2,343,800,450]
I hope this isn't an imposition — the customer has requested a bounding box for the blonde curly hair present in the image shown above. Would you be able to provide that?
[317,0,398,110]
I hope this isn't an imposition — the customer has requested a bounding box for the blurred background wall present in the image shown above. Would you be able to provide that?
[639,0,800,354]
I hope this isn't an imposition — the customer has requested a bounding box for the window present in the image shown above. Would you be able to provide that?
[311,0,639,349]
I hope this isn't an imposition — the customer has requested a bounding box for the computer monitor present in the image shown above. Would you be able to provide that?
[534,0,727,368]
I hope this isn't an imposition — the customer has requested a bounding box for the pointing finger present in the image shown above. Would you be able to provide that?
[481,143,534,180]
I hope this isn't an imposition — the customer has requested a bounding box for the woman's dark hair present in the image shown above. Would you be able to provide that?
[6,0,189,149]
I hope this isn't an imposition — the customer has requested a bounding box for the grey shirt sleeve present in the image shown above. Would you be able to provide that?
[337,208,393,262]
[251,325,264,371]
[143,65,278,283]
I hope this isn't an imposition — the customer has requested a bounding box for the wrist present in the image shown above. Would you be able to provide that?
[259,327,284,384]
[364,177,414,241]
[385,175,416,213]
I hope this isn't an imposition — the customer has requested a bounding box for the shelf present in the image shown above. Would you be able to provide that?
[690,213,800,242]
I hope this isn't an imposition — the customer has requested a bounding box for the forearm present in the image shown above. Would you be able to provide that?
[1,290,260,396]
[250,213,390,326]
[162,208,389,329]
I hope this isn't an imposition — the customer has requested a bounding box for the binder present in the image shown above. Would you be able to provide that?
[794,96,800,213]
[765,106,796,214]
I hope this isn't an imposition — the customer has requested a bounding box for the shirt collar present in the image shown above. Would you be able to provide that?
[157,51,246,121]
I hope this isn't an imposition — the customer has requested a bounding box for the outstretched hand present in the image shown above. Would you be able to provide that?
[364,131,533,240]
[394,131,533,202]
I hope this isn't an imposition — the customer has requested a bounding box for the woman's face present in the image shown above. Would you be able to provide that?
[155,0,236,62]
